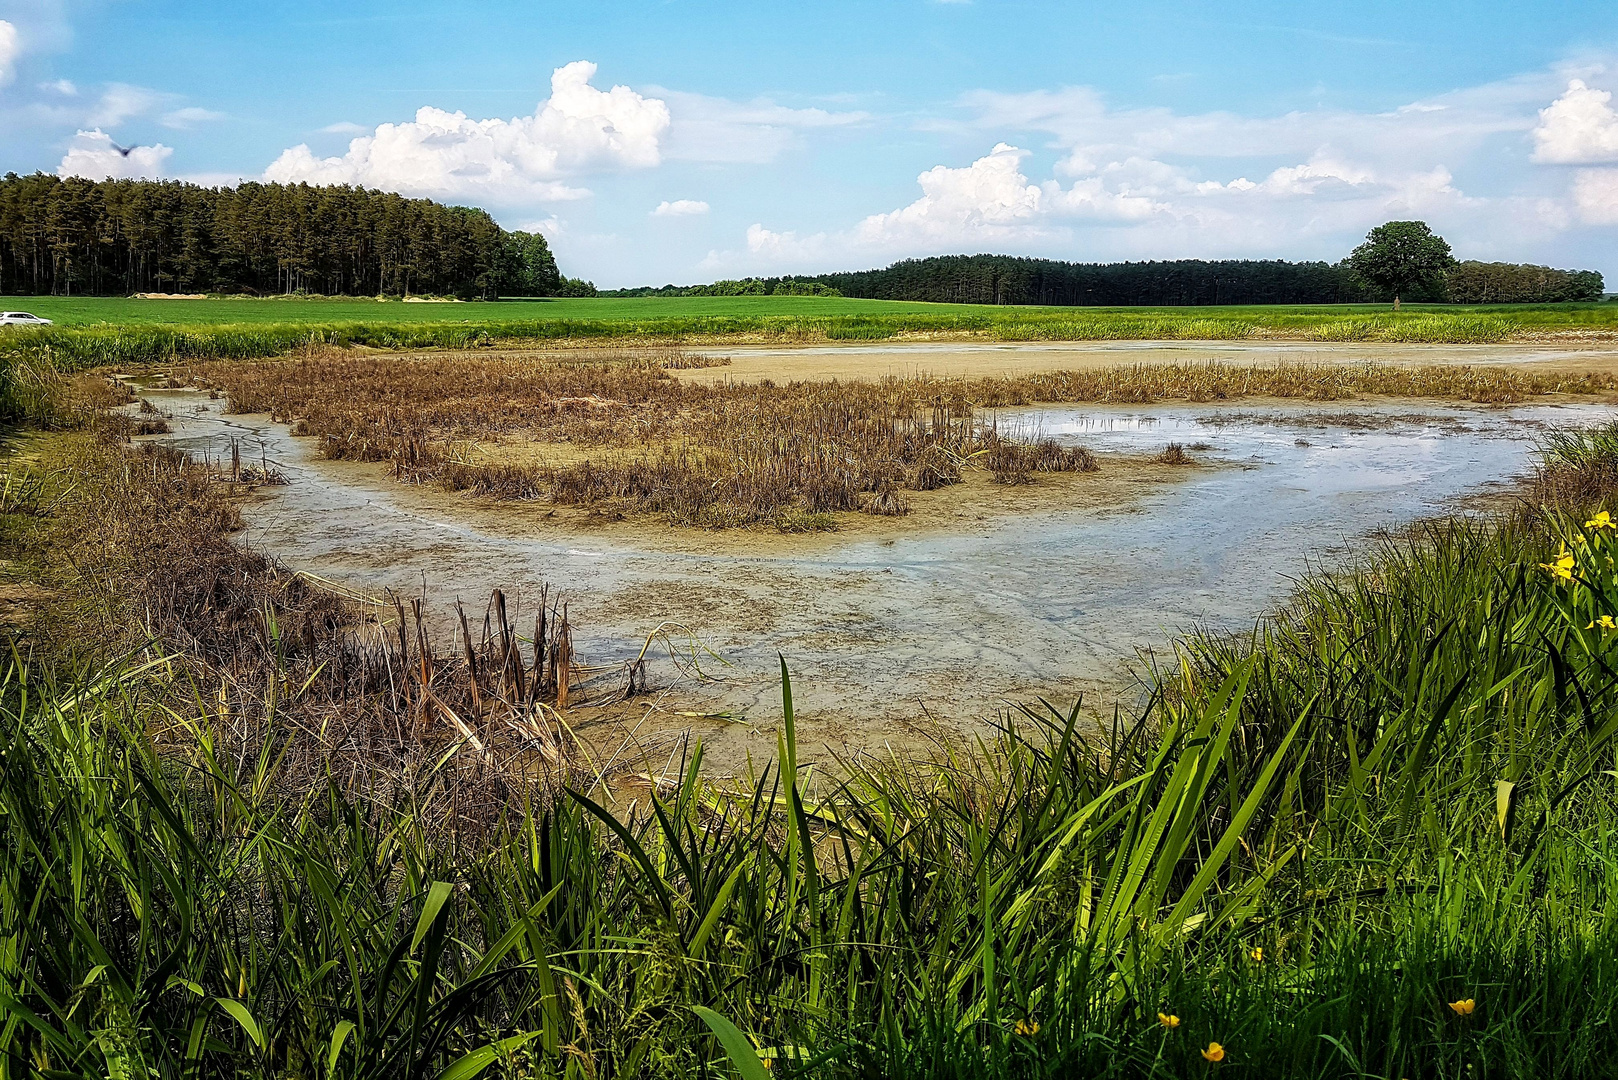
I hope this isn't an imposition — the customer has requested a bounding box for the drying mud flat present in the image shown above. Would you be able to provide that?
[671,337,1618,385]
[137,371,1617,777]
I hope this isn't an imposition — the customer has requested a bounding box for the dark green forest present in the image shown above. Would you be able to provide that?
[0,173,571,298]
[608,253,1606,306]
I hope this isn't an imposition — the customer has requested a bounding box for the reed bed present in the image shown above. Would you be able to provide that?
[14,432,658,831]
[187,349,1613,528]
[191,350,1106,528]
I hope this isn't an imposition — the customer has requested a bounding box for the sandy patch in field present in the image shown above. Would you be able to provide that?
[662,339,1618,386]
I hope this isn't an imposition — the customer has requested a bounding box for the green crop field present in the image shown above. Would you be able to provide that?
[0,295,1614,375]
[4,293,1616,329]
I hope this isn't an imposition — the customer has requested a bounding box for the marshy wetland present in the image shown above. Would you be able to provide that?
[11,331,1618,1078]
[120,342,1618,773]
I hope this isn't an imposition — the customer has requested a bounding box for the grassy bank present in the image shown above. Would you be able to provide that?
[0,296,1614,375]
[4,388,1618,1073]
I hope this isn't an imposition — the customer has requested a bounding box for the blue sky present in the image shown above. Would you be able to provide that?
[2,1,1617,288]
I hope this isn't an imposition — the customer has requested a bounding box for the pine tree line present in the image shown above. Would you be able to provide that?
[0,173,569,298]
[608,254,1606,306]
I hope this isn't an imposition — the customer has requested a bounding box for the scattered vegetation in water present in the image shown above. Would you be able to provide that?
[182,348,1617,529]
[190,348,1109,529]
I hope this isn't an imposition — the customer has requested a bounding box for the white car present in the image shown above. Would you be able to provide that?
[0,312,52,326]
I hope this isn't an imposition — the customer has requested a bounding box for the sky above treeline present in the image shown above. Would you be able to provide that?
[1,1,1616,289]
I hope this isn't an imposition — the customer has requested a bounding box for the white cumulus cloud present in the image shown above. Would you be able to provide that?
[0,21,20,85]
[265,60,670,203]
[653,199,709,217]
[855,143,1166,248]
[1574,169,1618,224]
[57,129,172,180]
[1533,79,1618,164]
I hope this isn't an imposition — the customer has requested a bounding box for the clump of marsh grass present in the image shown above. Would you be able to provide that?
[193,350,1110,528]
[1154,442,1195,465]
[1535,421,1618,509]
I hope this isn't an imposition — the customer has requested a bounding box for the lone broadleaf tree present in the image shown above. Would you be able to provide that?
[1346,221,1457,309]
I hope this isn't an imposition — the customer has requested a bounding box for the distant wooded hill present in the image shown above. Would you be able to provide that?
[0,174,586,298]
[606,254,1606,306]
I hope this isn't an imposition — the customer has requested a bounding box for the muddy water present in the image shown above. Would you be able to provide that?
[141,390,1613,772]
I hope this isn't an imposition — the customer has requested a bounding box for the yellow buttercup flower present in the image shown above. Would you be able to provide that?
[1249,946,1263,963]
[1587,511,1615,530]
[1449,998,1476,1016]
[1157,1011,1180,1029]
[1014,1019,1039,1036]
[1202,1042,1225,1062]
[1588,615,1617,631]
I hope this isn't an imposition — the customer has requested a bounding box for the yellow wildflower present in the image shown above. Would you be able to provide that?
[1449,998,1476,1016]
[1249,946,1264,963]
[1202,1042,1226,1062]
[1541,547,1576,582]
[1588,615,1617,631]
[1014,1019,1040,1036]
[1587,511,1615,530]
[1157,1011,1180,1029]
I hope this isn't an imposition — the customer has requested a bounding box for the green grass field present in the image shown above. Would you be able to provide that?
[0,295,1614,375]
[4,293,1616,329]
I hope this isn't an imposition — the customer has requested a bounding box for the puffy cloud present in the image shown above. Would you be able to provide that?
[1533,79,1618,164]
[56,129,172,180]
[851,143,1166,249]
[1574,169,1618,224]
[0,21,19,85]
[264,60,669,203]
[857,143,1043,242]
[653,199,709,217]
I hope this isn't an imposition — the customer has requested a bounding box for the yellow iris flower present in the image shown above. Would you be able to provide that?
[1587,511,1615,530]
[1588,615,1617,631]
[1541,547,1576,581]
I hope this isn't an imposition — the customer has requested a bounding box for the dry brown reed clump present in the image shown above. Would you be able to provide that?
[184,349,1611,529]
[188,348,1106,529]
[32,433,644,831]
[1155,443,1195,465]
